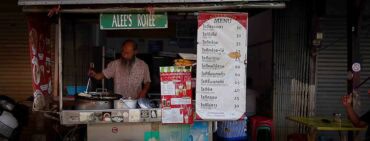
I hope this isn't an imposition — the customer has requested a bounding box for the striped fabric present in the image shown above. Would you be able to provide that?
[217,120,248,138]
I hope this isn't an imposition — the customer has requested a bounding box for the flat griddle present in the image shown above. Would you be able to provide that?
[76,92,122,101]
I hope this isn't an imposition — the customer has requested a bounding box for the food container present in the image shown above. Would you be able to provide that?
[121,99,137,109]
[114,99,125,109]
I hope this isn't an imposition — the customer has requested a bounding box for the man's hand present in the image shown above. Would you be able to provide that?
[342,93,368,128]
[342,94,352,108]
[137,82,151,99]
[137,92,146,99]
[88,70,105,80]
[88,69,96,77]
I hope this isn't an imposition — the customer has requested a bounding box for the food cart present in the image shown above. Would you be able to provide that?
[18,0,285,140]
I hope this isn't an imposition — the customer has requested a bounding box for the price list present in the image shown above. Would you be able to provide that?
[196,12,248,120]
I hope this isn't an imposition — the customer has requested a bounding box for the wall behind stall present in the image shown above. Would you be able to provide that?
[0,1,50,140]
[247,10,273,95]
[62,19,101,90]
[0,0,33,101]
[273,0,313,140]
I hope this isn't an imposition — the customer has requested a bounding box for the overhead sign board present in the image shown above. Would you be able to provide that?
[100,13,168,30]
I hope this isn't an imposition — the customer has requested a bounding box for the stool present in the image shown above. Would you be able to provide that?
[288,133,307,141]
[250,116,274,141]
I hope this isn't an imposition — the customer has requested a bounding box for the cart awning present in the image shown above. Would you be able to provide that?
[18,0,286,5]
[20,2,286,13]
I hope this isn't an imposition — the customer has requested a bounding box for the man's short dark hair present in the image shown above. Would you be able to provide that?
[122,39,138,50]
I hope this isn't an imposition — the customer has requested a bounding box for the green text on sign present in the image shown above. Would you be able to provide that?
[100,13,168,30]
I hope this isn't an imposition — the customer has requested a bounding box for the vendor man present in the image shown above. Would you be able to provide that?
[89,39,151,99]
[342,94,369,140]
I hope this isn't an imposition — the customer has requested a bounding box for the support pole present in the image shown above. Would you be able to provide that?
[347,0,366,140]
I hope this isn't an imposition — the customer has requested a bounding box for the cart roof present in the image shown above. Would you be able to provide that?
[18,0,286,6]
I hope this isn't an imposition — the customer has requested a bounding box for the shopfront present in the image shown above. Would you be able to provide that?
[18,1,285,140]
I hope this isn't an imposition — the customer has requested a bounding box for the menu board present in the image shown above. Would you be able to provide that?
[196,12,247,120]
[160,66,193,124]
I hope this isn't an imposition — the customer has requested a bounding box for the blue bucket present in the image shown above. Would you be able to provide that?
[66,86,87,96]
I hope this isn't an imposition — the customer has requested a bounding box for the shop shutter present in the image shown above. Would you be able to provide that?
[316,17,370,141]
[358,20,370,116]
[316,18,348,116]
[316,18,370,117]
[0,0,33,101]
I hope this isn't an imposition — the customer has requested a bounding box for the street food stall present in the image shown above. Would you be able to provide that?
[18,0,285,140]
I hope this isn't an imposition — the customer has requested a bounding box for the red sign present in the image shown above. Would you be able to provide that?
[27,14,52,109]
[160,67,193,124]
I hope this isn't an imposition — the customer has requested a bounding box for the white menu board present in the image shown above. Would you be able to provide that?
[196,12,247,120]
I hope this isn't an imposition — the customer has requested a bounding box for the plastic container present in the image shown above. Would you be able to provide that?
[121,99,137,109]
[66,86,87,96]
